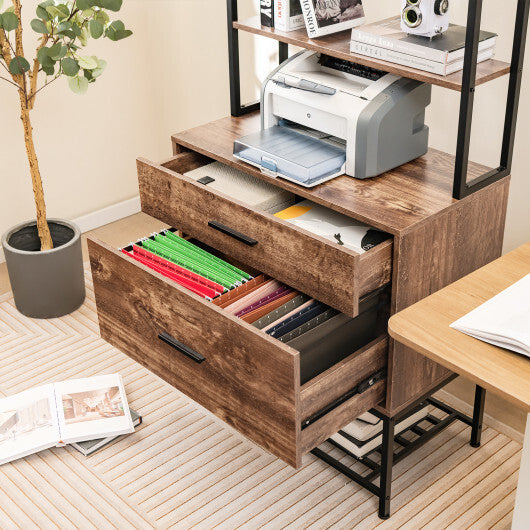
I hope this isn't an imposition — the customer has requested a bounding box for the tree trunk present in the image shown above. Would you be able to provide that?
[18,91,53,251]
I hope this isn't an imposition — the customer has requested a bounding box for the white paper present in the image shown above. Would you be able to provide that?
[450,274,530,356]
[0,385,59,465]
[55,374,134,445]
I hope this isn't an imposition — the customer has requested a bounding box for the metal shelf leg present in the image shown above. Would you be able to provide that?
[378,416,396,519]
[470,386,486,447]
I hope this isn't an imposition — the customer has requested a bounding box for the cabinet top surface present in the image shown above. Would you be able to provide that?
[171,112,494,235]
[389,242,530,412]
[234,17,511,92]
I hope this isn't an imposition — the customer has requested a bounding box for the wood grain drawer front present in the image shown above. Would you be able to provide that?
[88,237,301,467]
[137,153,393,318]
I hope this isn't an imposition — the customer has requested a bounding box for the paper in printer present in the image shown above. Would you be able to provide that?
[185,161,295,214]
[275,200,389,253]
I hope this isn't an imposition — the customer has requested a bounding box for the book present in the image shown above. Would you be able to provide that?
[300,0,365,38]
[275,0,304,32]
[350,41,495,76]
[350,17,497,64]
[330,407,429,458]
[261,0,274,28]
[450,274,530,357]
[0,374,134,465]
[70,409,142,456]
[274,199,390,254]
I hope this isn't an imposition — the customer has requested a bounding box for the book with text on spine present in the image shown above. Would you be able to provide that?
[300,0,365,38]
[350,41,495,76]
[274,0,304,32]
[350,16,497,64]
[261,0,274,28]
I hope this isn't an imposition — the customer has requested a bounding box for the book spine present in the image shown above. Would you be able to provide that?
[299,0,318,38]
[350,41,447,75]
[260,0,274,28]
[350,29,448,63]
[274,0,286,31]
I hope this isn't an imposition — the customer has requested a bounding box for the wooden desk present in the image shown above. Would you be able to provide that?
[389,242,530,528]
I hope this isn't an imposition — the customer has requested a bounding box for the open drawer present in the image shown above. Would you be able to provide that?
[88,235,388,468]
[137,151,393,318]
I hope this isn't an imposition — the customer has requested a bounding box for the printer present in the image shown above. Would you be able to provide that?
[234,51,432,187]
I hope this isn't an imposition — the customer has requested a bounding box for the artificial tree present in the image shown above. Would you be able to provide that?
[0,0,131,250]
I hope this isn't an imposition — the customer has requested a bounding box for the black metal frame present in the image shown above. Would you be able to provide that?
[311,385,487,519]
[453,0,529,199]
[227,0,288,117]
[226,0,529,199]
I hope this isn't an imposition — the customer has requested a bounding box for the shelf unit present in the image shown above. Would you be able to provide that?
[227,0,529,200]
[86,1,528,522]
[221,0,529,519]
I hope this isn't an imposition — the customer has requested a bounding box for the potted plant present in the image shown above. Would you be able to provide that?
[0,0,131,318]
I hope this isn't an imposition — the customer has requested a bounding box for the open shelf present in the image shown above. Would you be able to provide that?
[234,16,511,91]
[171,112,494,235]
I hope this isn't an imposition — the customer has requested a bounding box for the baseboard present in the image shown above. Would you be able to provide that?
[0,196,141,264]
[435,388,525,444]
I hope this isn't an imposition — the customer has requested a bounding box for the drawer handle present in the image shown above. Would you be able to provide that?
[208,221,258,247]
[158,332,205,364]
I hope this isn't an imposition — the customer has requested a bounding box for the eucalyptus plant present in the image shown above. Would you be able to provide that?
[0,0,131,250]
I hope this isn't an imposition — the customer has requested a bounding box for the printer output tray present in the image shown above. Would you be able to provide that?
[234,126,346,188]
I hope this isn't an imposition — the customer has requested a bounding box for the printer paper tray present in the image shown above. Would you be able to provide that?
[234,126,346,188]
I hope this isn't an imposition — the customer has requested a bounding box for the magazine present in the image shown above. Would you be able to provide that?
[300,0,365,38]
[0,374,134,465]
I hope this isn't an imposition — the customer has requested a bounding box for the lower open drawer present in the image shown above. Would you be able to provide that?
[88,233,388,468]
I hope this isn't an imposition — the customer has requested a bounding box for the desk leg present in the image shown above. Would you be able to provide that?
[470,386,486,447]
[512,414,530,530]
[379,416,396,519]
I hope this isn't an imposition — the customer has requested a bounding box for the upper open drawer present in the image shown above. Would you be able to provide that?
[137,151,393,317]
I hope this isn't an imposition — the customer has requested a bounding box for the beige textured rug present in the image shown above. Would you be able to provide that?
[0,268,521,529]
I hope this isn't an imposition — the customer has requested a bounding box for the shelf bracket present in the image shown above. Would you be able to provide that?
[453,0,529,199]
[227,0,288,117]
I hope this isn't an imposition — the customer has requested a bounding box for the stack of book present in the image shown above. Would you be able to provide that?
[261,1,367,38]
[350,17,497,76]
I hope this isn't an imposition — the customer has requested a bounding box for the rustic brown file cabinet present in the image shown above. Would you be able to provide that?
[88,0,527,517]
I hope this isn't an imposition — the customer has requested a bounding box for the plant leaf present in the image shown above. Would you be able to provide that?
[100,0,122,11]
[31,18,49,33]
[68,75,89,94]
[61,57,80,76]
[92,58,107,78]
[42,64,55,76]
[37,47,55,67]
[9,56,30,75]
[48,43,67,61]
[0,12,19,31]
[77,55,98,69]
[36,0,54,21]
[89,19,103,39]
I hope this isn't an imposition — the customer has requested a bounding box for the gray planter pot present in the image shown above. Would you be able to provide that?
[2,219,86,319]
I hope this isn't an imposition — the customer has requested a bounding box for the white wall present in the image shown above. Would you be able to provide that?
[0,0,528,251]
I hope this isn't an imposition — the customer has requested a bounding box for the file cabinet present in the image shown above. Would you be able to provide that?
[88,112,510,468]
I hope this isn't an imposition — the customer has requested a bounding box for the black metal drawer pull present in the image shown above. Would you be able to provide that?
[208,221,258,246]
[158,332,205,364]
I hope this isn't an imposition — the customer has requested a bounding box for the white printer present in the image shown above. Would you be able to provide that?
[234,51,432,187]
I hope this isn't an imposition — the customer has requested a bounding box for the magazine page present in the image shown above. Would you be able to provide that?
[0,384,60,465]
[451,274,530,356]
[54,374,134,445]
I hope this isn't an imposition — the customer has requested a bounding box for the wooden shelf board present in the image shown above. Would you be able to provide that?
[171,112,496,235]
[234,16,510,91]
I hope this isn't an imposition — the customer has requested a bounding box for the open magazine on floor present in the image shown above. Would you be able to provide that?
[0,374,134,465]
[450,274,530,357]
